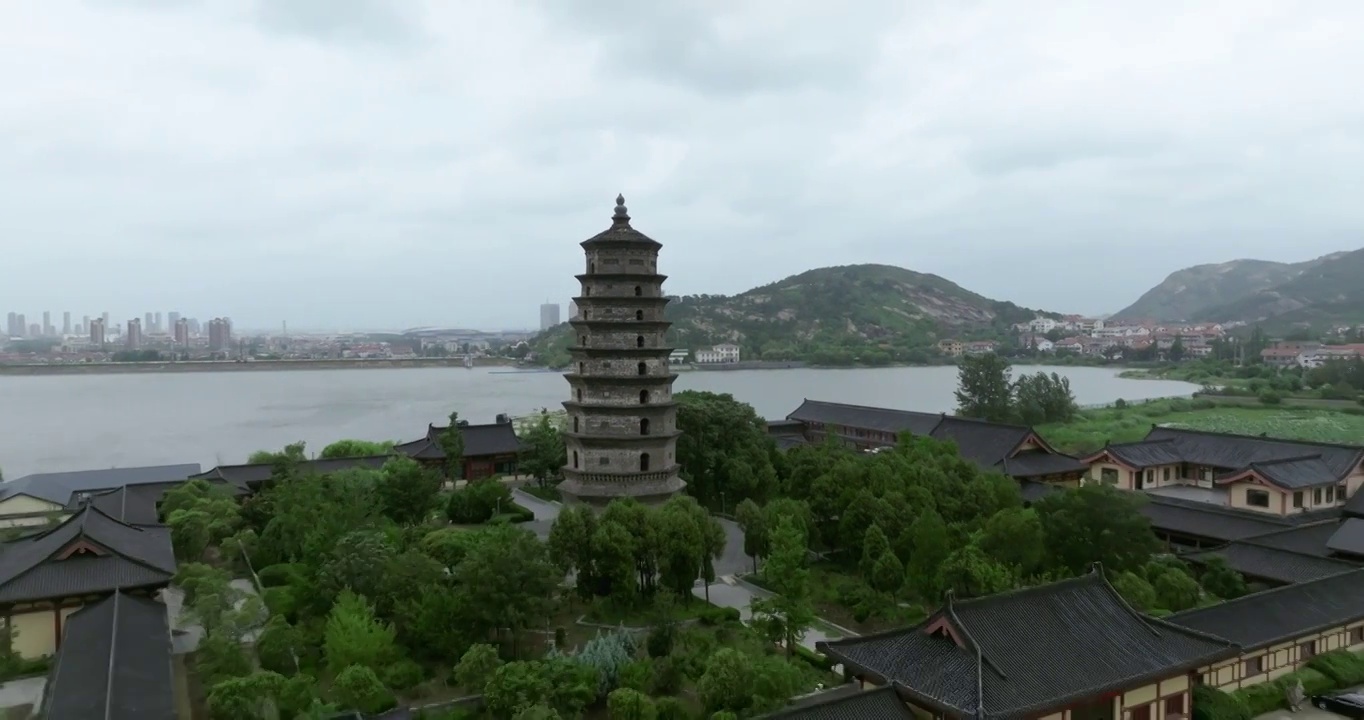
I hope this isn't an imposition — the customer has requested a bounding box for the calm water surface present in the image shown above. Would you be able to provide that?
[0,366,1197,477]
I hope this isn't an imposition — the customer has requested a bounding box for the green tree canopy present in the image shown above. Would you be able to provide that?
[954,353,1014,422]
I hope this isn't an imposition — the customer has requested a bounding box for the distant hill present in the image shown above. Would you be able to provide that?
[1191,248,1364,327]
[1113,253,1348,322]
[528,264,1056,367]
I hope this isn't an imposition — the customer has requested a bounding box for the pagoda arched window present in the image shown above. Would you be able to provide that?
[640,453,650,472]
[577,388,583,401]
[637,362,646,376]
[636,335,645,348]
[640,418,650,435]
[589,262,595,273]
[635,310,644,321]
[572,451,579,468]
[639,390,649,404]
[573,416,579,432]
[578,362,584,374]
[634,285,642,296]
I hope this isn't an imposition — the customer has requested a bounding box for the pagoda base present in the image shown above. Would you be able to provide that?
[558,470,686,508]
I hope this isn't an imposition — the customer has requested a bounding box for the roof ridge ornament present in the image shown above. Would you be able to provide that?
[612,193,630,224]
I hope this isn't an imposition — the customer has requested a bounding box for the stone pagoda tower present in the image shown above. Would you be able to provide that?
[559,195,686,506]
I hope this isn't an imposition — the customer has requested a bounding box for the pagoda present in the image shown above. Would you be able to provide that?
[559,195,686,506]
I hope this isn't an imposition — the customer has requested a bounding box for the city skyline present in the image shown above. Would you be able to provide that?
[3,3,1363,328]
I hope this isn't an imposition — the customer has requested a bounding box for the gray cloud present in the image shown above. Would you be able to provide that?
[2,0,1363,331]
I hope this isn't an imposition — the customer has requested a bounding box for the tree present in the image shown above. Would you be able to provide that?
[519,410,566,486]
[750,517,815,658]
[655,503,704,600]
[320,439,393,458]
[440,411,466,479]
[332,664,394,715]
[377,455,442,525]
[1034,484,1159,576]
[484,662,553,718]
[904,508,950,600]
[697,648,752,714]
[1111,570,1158,612]
[248,441,308,465]
[323,590,398,674]
[608,688,657,720]
[455,643,504,691]
[734,498,768,573]
[206,670,287,720]
[1012,372,1079,425]
[859,524,891,581]
[975,507,1046,577]
[674,391,781,508]
[593,520,638,604]
[937,544,1014,599]
[954,353,1014,422]
[1146,561,1202,612]
[1167,335,1186,362]
[870,550,904,594]
[548,505,599,601]
[319,530,397,603]
[1199,556,1248,600]
[453,525,559,657]
[163,480,242,562]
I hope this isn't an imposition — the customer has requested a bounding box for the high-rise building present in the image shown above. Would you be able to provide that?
[559,195,685,506]
[28,323,40,337]
[42,311,52,336]
[126,319,143,349]
[101,312,110,330]
[90,318,106,345]
[208,317,232,351]
[188,318,201,335]
[568,300,579,320]
[62,311,71,335]
[144,312,154,334]
[540,302,561,330]
[168,312,180,333]
[15,314,26,338]
[154,312,163,334]
[174,318,189,346]
[5,312,17,337]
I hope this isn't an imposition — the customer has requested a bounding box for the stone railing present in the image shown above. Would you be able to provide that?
[568,470,676,485]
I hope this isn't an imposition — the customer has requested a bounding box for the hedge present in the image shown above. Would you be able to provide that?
[697,606,742,626]
[1231,668,1333,717]
[257,562,307,588]
[1307,650,1364,687]
[792,644,835,672]
[1192,685,1248,720]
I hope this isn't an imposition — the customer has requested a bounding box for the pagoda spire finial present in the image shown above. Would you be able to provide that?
[613,193,630,223]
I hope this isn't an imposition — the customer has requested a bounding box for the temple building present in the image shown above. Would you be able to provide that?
[559,195,685,505]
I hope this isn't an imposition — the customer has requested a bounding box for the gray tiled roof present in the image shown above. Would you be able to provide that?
[393,422,526,460]
[1168,568,1364,651]
[84,479,244,527]
[0,464,202,506]
[0,505,176,603]
[784,400,1084,480]
[1240,522,1340,556]
[762,685,915,719]
[1138,495,1298,543]
[820,569,1236,719]
[1327,519,1364,557]
[192,455,392,487]
[1185,542,1358,585]
[44,592,175,720]
[1103,427,1364,490]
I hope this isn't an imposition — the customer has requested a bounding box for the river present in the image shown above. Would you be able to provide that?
[0,365,1197,478]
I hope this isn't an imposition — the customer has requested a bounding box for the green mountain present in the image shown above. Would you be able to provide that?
[1191,248,1364,327]
[1113,252,1348,321]
[528,264,1055,367]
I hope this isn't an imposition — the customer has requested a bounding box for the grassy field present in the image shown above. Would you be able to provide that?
[1040,398,1364,454]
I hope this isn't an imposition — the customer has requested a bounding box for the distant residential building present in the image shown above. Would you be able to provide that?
[936,339,964,357]
[42,311,52,336]
[62,311,71,335]
[539,303,561,330]
[174,318,189,346]
[668,349,689,364]
[15,314,26,337]
[964,340,998,355]
[695,343,740,364]
[125,318,142,349]
[568,300,579,320]
[28,323,39,337]
[208,317,232,351]
[168,311,180,332]
[4,312,17,337]
[143,312,153,334]
[89,318,106,345]
[154,312,163,335]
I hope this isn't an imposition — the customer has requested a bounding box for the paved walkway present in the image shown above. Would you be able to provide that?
[693,575,856,655]
[512,487,560,539]
[0,675,45,715]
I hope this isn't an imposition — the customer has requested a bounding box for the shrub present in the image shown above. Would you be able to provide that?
[446,481,514,524]
[1232,668,1334,716]
[792,645,834,671]
[646,624,674,658]
[257,563,307,588]
[383,659,426,692]
[654,697,688,720]
[454,644,503,692]
[261,586,298,620]
[1192,684,1249,720]
[1308,650,1364,687]
[649,656,684,695]
[1258,390,1282,405]
[333,665,397,715]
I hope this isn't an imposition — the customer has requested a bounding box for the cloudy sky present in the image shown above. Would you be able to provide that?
[3,1,1362,331]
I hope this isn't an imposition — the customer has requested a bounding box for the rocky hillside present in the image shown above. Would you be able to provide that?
[1114,253,1347,321]
[1191,248,1364,327]
[529,264,1055,366]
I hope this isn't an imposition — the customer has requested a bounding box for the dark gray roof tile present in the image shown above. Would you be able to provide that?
[1135,427,1364,481]
[1003,450,1090,478]
[1186,542,1358,585]
[821,570,1236,718]
[1138,495,1296,543]
[1327,519,1364,557]
[1168,568,1364,651]
[45,591,176,720]
[0,464,202,506]
[762,684,915,719]
[404,422,526,459]
[193,455,392,487]
[0,506,176,603]
[786,399,942,436]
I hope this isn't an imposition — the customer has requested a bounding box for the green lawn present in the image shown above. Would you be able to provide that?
[1040,399,1364,455]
